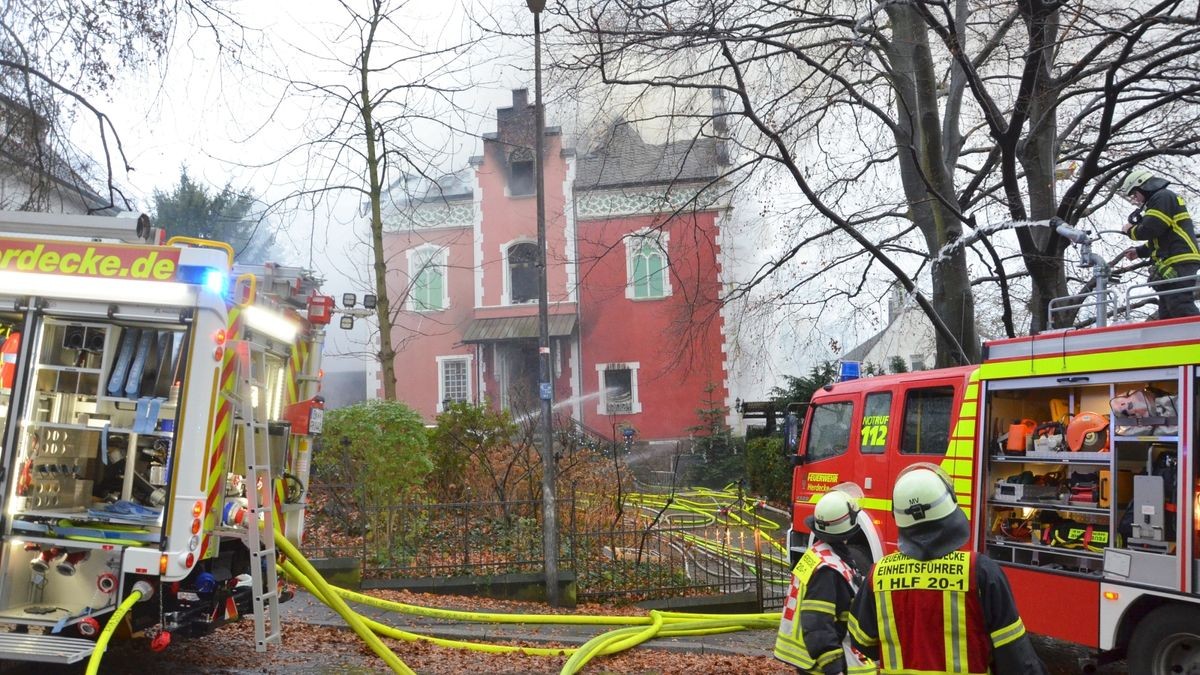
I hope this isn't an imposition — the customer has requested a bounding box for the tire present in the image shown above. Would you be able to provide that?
[1128,604,1200,675]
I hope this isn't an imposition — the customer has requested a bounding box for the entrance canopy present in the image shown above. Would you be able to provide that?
[460,314,576,344]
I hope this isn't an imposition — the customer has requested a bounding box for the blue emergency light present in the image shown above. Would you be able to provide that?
[176,265,228,297]
[838,360,861,382]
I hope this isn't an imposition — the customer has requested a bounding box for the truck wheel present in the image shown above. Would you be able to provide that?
[1128,604,1200,675]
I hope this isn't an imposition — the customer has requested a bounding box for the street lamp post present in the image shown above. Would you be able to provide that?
[526,0,559,607]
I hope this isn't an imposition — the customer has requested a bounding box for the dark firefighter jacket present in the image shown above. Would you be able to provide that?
[1129,185,1200,275]
[775,542,872,674]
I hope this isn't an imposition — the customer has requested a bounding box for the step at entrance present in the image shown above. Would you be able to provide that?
[0,632,96,664]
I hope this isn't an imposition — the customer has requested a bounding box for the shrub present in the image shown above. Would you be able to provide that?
[315,400,433,508]
[745,436,790,504]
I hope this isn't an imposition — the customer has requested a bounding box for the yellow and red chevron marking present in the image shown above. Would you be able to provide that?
[940,370,980,516]
[285,340,307,407]
[200,307,243,559]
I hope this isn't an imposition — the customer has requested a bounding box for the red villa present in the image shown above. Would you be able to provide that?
[380,89,731,443]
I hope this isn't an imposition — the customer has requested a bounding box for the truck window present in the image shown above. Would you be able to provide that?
[900,386,953,455]
[805,401,853,462]
[861,392,891,454]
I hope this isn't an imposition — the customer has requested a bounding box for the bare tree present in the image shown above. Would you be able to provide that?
[0,0,249,211]
[552,0,1200,365]
[254,0,486,400]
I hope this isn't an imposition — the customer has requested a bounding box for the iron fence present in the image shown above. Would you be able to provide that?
[300,491,791,610]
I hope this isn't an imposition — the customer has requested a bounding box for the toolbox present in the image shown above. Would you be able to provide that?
[994,481,1059,502]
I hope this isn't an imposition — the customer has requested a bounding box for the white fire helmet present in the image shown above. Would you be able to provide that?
[806,482,863,541]
[892,463,958,529]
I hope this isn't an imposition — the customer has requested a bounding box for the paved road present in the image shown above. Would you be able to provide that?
[1,590,1126,673]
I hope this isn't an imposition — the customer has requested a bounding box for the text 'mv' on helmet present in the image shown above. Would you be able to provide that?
[805,482,863,542]
[892,463,958,529]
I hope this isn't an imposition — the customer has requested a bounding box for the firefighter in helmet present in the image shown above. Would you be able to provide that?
[774,484,874,675]
[848,465,1047,674]
[1119,167,1200,319]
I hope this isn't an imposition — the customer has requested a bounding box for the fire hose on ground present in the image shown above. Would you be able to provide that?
[82,485,784,674]
[274,530,780,674]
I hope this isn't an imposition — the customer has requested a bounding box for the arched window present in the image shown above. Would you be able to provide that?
[507,242,539,304]
[625,232,670,300]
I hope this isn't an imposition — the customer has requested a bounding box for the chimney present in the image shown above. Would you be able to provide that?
[888,286,904,323]
[711,88,730,165]
[512,88,529,110]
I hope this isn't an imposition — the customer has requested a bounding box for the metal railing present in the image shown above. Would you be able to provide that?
[299,490,791,609]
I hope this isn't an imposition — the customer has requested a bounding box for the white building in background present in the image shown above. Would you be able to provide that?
[843,288,937,372]
[0,92,120,215]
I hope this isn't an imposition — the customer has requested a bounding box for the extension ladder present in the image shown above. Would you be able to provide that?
[231,338,282,652]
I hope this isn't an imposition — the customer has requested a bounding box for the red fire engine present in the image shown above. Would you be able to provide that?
[786,313,1200,672]
[0,211,331,665]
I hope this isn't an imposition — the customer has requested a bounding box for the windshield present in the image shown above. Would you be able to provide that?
[804,401,853,462]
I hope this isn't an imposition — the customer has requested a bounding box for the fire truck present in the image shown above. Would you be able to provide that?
[0,211,333,665]
[785,297,1200,671]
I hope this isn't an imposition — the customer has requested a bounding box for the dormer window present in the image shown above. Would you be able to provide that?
[509,148,534,196]
[507,242,539,304]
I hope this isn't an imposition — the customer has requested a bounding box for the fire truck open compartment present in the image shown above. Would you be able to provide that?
[0,313,192,624]
[982,367,1183,586]
[0,538,122,626]
[8,317,188,524]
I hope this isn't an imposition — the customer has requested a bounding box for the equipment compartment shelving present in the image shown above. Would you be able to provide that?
[982,367,1182,579]
[6,318,181,530]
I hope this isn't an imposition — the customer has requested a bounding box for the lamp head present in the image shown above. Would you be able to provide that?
[526,0,546,12]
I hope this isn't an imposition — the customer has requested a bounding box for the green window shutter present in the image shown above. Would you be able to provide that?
[633,254,648,298]
[413,250,444,311]
[429,265,444,309]
[648,253,664,297]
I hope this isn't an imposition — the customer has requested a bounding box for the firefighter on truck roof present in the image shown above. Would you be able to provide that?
[847,465,1047,675]
[774,484,875,675]
[1119,167,1200,319]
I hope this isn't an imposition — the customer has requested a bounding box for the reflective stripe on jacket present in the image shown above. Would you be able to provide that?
[774,542,859,673]
[860,550,989,674]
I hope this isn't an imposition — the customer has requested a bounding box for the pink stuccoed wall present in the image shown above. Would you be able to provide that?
[575,211,726,439]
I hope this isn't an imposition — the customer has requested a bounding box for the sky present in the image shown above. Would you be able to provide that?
[62,0,909,396]
[87,0,538,373]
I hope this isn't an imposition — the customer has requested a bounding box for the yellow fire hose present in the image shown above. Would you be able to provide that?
[277,539,779,675]
[85,584,146,675]
[81,487,784,675]
[273,531,415,674]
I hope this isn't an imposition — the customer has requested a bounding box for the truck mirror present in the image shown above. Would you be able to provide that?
[783,410,802,460]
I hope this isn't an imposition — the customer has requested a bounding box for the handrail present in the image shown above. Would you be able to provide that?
[1121,272,1200,321]
[1047,288,1118,326]
[166,235,234,268]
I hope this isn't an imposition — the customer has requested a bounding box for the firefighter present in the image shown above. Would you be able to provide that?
[774,484,874,675]
[848,465,1047,674]
[1119,167,1200,319]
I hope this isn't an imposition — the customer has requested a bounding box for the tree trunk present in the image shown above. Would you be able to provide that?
[886,4,980,366]
[358,18,399,401]
[1017,7,1070,332]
